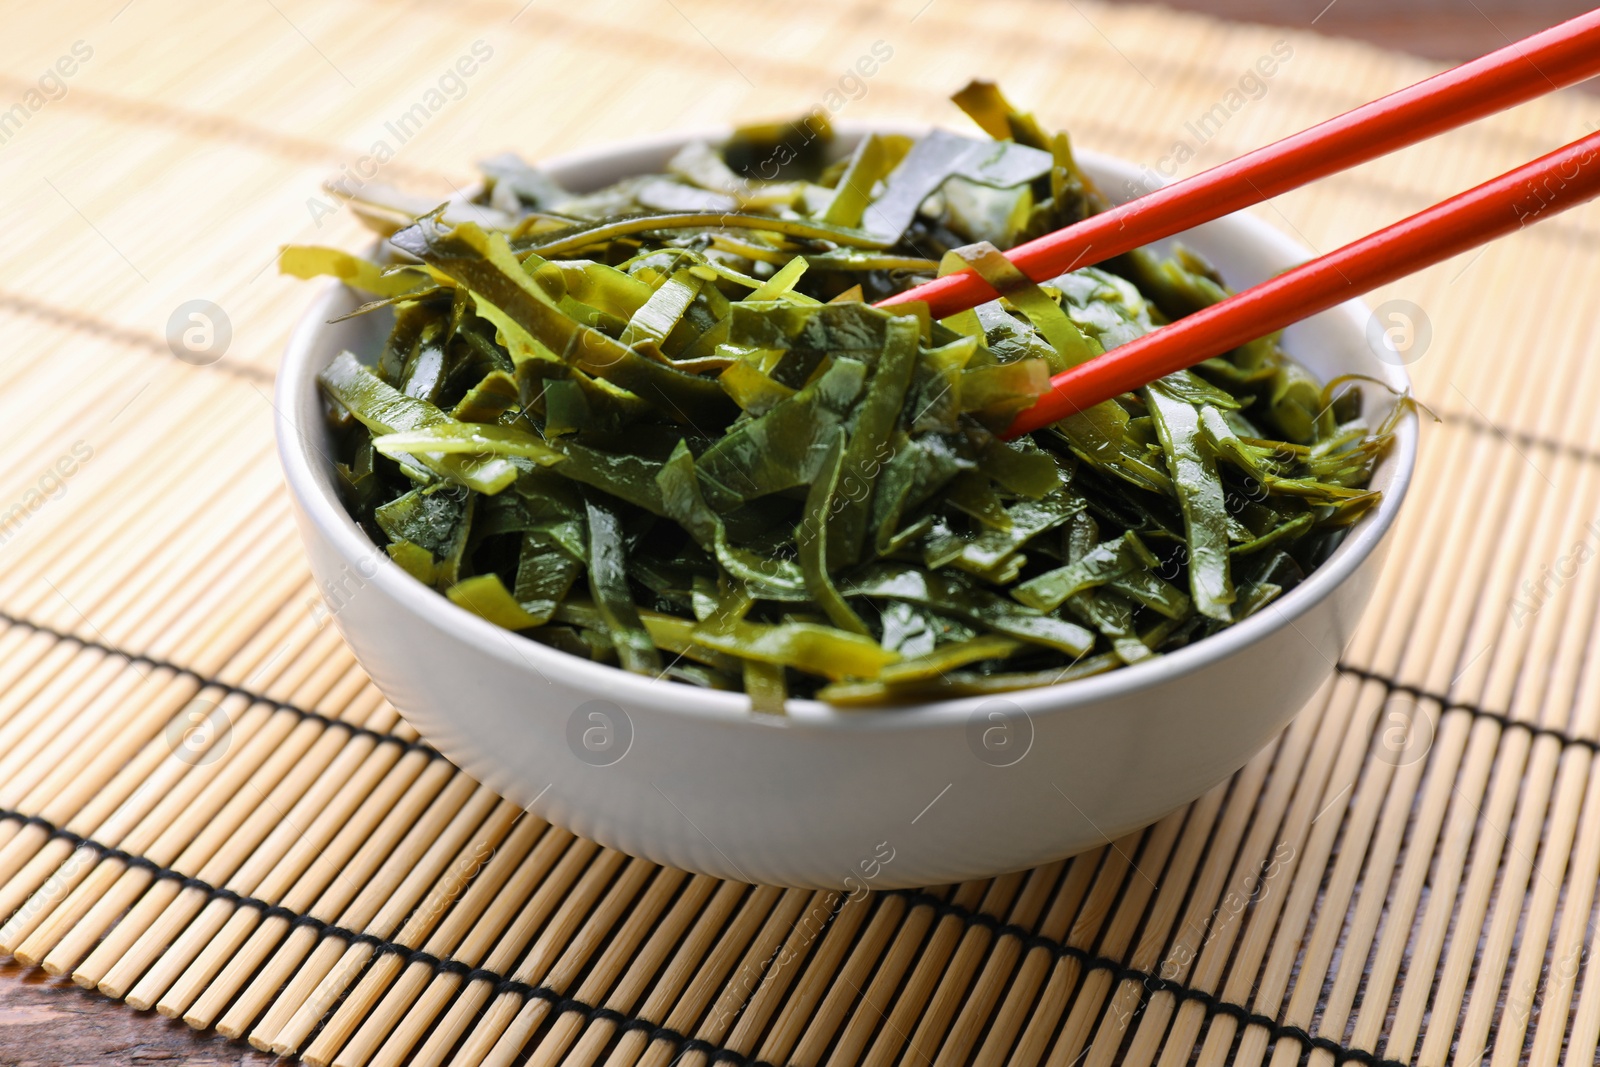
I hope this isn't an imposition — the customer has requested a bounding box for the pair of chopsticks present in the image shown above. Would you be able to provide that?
[875,10,1600,437]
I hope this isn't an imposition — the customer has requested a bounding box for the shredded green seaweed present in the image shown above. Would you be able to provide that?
[286,81,1401,708]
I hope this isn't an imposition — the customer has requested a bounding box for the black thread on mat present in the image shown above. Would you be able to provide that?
[877,891,1407,1067]
[0,291,277,383]
[0,609,437,758]
[0,808,663,1052]
[431,954,472,977]
[1438,409,1600,468]
[1334,662,1600,755]
[0,5,1575,199]
[405,948,443,970]
[0,824,1403,1067]
[0,78,450,185]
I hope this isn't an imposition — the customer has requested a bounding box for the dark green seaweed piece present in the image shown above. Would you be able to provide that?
[1146,381,1234,621]
[797,430,871,634]
[374,485,475,586]
[390,216,736,426]
[656,441,807,599]
[695,357,867,505]
[864,129,1052,244]
[1013,532,1159,612]
[584,494,661,674]
[922,489,1084,583]
[830,314,920,565]
[845,564,1094,657]
[690,617,898,680]
[513,531,583,625]
[320,352,520,494]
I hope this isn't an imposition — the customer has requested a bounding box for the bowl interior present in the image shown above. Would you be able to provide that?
[277,124,1417,727]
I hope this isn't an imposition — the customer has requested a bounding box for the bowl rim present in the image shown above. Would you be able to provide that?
[276,125,1418,731]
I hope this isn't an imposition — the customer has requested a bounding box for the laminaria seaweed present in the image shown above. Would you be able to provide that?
[283,82,1402,710]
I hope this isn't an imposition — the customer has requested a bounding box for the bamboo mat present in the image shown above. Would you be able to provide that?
[0,1,1597,1064]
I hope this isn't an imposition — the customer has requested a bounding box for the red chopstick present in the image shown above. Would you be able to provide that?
[877,8,1600,321]
[1001,128,1600,437]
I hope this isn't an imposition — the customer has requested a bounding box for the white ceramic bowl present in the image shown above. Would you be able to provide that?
[276,127,1417,889]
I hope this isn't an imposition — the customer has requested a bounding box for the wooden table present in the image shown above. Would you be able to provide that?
[1150,0,1595,62]
[0,961,275,1066]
